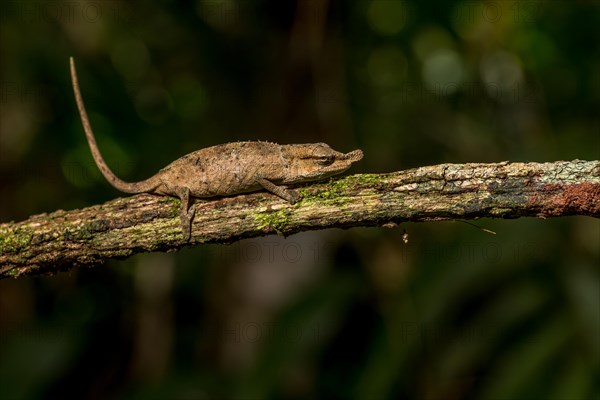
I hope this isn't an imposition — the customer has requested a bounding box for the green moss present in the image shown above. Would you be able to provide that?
[254,174,386,232]
[0,226,33,254]
[160,196,180,213]
[299,174,381,206]
[348,173,383,186]
[253,208,292,234]
[62,229,85,241]
[85,219,110,234]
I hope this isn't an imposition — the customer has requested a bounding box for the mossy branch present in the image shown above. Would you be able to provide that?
[1,160,599,279]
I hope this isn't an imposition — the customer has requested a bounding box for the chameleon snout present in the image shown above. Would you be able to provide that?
[344,149,364,162]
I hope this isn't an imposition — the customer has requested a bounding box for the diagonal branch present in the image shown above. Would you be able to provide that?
[1,160,599,279]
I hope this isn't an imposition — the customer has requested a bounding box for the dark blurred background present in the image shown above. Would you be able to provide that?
[0,1,599,399]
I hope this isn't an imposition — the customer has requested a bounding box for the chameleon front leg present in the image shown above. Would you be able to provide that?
[174,187,196,240]
[256,178,300,204]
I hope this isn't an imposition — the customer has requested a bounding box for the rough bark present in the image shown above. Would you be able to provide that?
[1,160,599,279]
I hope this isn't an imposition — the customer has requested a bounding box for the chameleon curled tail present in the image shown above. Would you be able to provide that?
[70,57,160,194]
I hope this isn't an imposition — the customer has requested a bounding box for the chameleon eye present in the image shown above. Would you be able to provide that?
[316,156,334,166]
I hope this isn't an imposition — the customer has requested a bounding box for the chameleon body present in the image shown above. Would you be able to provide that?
[69,57,363,239]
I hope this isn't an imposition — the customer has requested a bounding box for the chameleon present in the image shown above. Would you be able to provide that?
[69,57,363,240]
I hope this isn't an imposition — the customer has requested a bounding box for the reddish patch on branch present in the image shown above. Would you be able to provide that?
[532,182,600,216]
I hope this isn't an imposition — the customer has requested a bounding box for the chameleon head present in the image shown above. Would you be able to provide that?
[281,143,363,184]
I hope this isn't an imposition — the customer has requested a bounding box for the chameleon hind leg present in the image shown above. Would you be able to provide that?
[175,187,196,241]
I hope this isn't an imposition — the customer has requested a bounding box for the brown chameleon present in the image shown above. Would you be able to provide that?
[69,57,363,240]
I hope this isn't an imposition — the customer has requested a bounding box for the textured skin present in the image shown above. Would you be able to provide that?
[152,141,363,197]
[69,58,363,239]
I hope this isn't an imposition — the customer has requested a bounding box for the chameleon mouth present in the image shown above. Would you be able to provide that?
[343,149,364,162]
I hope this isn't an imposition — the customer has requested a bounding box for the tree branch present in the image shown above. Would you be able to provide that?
[1,160,598,279]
